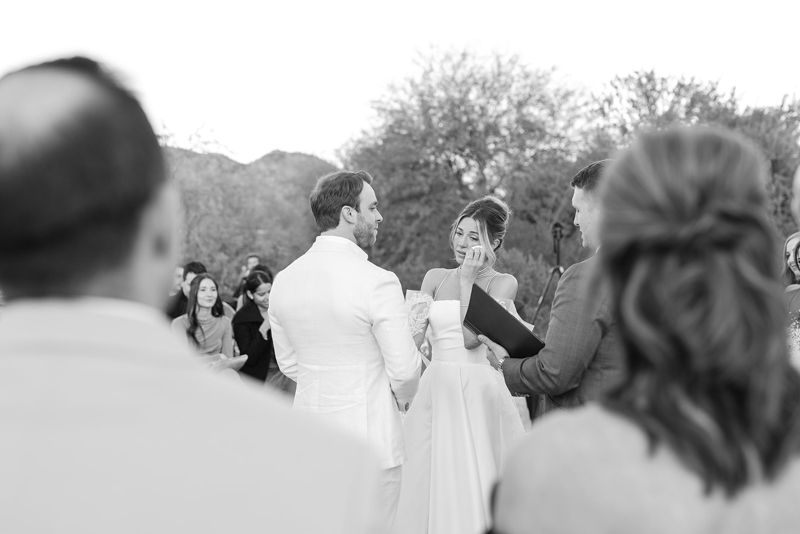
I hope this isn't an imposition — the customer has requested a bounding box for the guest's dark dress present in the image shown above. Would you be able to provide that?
[232,301,272,381]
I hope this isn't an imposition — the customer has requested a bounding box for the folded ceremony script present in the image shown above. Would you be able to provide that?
[464,284,545,359]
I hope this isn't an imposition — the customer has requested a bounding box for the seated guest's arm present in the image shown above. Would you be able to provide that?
[495,263,606,397]
[268,305,298,381]
[221,318,234,358]
[371,271,422,410]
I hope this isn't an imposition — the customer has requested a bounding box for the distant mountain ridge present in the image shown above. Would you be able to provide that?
[164,146,338,293]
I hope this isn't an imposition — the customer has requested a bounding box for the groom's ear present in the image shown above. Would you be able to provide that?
[341,205,358,225]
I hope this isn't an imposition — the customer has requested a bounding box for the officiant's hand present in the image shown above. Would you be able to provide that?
[478,335,509,370]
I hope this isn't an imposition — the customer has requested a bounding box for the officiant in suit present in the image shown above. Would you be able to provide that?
[481,160,624,417]
[0,57,381,533]
[269,170,422,528]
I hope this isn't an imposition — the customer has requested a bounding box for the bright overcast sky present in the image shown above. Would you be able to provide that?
[4,0,799,164]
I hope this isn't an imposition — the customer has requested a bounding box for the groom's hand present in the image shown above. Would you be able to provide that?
[478,335,509,370]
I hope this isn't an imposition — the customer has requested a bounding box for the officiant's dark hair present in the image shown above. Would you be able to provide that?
[310,170,374,232]
[599,126,800,497]
[570,159,611,193]
[0,56,166,299]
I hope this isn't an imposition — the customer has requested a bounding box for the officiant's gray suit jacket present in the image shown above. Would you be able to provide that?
[502,254,624,416]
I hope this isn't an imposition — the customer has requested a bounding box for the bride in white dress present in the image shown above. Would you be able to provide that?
[393,196,526,534]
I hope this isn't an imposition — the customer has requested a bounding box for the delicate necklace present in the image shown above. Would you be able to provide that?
[458,265,494,279]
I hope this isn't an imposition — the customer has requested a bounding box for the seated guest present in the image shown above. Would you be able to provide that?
[172,274,235,363]
[0,56,381,533]
[784,233,800,313]
[169,265,183,296]
[490,127,800,534]
[235,262,273,310]
[233,253,262,301]
[165,260,206,319]
[788,169,800,367]
[233,270,296,396]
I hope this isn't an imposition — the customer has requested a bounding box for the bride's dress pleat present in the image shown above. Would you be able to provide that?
[394,301,525,534]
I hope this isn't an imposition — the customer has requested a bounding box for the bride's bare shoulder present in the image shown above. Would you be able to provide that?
[421,268,453,293]
[488,272,519,300]
[424,268,453,283]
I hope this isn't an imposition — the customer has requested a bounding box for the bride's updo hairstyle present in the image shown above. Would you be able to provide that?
[449,196,511,267]
[599,126,800,496]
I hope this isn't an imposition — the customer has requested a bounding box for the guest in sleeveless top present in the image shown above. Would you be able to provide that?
[489,127,800,534]
[393,196,526,534]
[172,273,235,364]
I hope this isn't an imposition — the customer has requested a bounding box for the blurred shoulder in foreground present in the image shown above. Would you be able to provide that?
[0,56,382,534]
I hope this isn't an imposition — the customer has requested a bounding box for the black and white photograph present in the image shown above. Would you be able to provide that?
[2,1,800,533]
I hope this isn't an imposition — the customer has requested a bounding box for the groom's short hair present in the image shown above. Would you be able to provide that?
[310,170,374,233]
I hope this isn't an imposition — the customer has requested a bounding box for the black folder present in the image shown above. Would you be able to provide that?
[464,284,545,359]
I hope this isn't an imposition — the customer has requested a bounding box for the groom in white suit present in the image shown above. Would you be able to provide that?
[269,170,422,526]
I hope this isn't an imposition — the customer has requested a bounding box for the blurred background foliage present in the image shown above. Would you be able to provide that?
[165,50,800,336]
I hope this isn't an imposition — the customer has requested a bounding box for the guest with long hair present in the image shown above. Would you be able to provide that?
[784,233,800,313]
[172,273,234,362]
[488,127,800,533]
[165,260,207,320]
[236,263,274,310]
[232,269,296,396]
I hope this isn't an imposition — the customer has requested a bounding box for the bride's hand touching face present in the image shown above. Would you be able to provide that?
[460,246,487,284]
[454,217,489,284]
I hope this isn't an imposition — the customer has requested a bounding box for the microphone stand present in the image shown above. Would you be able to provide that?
[531,222,565,325]
[523,222,566,425]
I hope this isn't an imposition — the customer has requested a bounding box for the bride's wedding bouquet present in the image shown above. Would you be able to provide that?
[405,290,433,368]
[405,290,433,337]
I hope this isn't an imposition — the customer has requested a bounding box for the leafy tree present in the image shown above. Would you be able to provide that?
[592,70,800,238]
[595,71,739,141]
[343,50,586,327]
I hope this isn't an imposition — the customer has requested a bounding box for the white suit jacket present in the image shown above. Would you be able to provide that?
[269,236,422,469]
[0,298,382,534]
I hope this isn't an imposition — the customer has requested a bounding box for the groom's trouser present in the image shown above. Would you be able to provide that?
[378,465,402,528]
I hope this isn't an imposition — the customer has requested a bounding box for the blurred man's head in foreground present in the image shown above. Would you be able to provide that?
[0,57,178,308]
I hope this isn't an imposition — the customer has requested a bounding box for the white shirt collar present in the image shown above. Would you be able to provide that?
[314,235,369,260]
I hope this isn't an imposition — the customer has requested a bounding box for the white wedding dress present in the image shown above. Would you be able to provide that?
[393,299,526,534]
